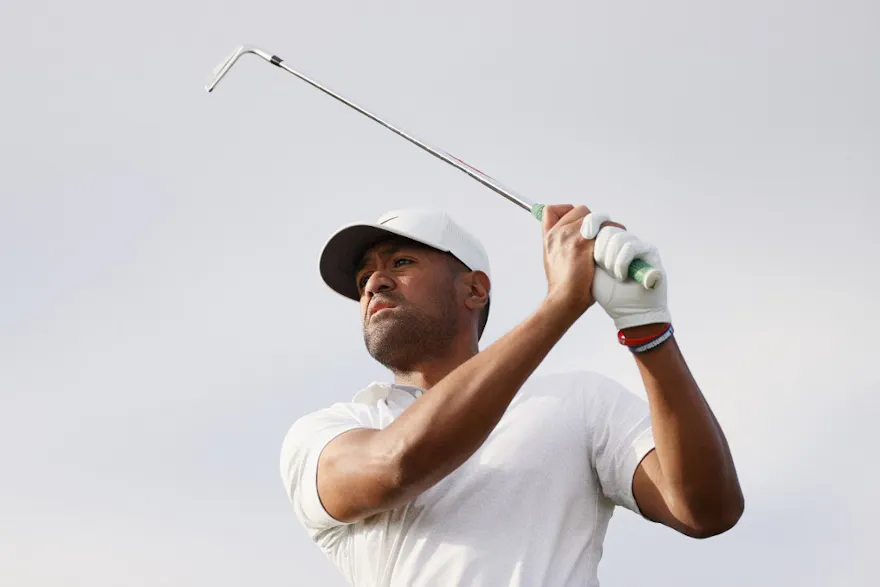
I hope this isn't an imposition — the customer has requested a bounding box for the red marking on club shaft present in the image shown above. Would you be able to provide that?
[449,154,494,179]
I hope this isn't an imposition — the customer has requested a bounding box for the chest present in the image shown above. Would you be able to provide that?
[411,391,589,516]
[341,387,603,583]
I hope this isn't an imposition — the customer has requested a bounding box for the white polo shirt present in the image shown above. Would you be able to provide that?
[280,370,655,587]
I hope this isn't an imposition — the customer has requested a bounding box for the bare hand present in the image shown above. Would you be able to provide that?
[541,204,625,318]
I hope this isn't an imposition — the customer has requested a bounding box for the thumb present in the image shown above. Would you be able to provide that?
[541,204,575,233]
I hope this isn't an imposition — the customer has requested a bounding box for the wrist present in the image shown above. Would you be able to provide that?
[542,290,588,327]
[619,323,668,339]
[619,323,674,354]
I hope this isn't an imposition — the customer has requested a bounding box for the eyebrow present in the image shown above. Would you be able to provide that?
[355,244,402,276]
[354,242,427,275]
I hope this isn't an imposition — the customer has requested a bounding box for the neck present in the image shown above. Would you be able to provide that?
[391,334,478,390]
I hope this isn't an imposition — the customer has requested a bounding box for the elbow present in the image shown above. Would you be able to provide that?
[685,488,745,539]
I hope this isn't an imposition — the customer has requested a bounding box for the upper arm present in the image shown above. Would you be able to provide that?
[632,449,704,537]
[280,408,407,533]
[316,427,408,523]
[633,450,742,539]
[582,375,695,536]
[583,373,737,538]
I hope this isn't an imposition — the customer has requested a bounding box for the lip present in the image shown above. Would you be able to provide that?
[368,302,396,319]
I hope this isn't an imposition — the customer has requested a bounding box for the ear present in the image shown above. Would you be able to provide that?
[463,271,490,311]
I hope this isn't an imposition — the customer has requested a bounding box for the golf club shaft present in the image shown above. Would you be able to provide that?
[268,57,538,215]
[208,47,660,289]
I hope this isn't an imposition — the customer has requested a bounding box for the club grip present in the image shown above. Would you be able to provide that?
[529,203,661,290]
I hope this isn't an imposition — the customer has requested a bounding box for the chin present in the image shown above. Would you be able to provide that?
[364,325,417,369]
[366,345,415,373]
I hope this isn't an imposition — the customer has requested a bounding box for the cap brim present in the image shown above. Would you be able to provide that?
[319,222,450,301]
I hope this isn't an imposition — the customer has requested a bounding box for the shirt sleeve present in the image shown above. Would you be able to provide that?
[279,404,367,535]
[581,372,656,516]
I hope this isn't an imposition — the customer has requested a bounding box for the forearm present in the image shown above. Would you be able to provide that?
[629,330,743,524]
[384,296,577,497]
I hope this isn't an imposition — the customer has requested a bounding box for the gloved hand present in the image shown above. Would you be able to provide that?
[581,212,672,330]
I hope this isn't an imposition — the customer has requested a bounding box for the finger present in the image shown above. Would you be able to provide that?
[579,212,612,240]
[612,236,652,282]
[541,204,576,232]
[557,204,591,228]
[595,227,652,281]
[596,227,630,281]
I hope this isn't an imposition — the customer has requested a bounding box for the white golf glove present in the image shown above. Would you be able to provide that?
[581,213,671,330]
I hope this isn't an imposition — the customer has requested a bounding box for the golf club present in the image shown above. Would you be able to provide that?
[205,45,661,290]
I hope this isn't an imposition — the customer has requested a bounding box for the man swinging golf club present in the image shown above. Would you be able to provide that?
[280,204,743,586]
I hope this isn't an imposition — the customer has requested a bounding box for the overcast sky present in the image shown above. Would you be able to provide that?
[1,0,877,585]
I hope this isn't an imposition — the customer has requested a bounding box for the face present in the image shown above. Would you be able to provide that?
[355,238,464,371]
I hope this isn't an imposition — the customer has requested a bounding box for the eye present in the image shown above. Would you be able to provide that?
[356,258,413,291]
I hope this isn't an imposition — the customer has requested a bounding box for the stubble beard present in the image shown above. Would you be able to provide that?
[363,294,460,373]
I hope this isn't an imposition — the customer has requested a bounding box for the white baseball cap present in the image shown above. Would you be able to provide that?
[319,208,491,313]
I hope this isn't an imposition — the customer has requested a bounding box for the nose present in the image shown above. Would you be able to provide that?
[364,270,395,296]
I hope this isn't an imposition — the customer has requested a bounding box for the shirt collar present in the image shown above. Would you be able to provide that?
[352,381,425,404]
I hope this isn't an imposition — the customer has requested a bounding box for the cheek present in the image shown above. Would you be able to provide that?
[404,276,456,315]
[396,277,427,306]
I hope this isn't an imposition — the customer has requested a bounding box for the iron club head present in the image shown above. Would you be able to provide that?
[205,45,275,92]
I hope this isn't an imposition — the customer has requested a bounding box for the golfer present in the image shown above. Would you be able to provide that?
[280,204,743,586]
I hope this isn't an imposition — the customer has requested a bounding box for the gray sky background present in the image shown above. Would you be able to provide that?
[1,0,877,585]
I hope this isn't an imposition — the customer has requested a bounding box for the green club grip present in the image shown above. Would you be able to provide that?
[530,203,661,290]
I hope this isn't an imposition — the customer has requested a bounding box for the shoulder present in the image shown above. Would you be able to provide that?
[279,381,401,458]
[523,370,647,416]
[280,401,375,456]
[523,369,633,397]
[278,401,376,512]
